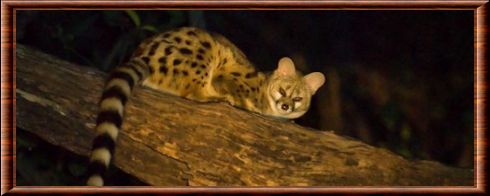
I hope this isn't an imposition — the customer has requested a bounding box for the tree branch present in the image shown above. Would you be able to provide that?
[16,44,473,186]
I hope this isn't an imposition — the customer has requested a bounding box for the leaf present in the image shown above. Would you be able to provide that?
[125,10,141,27]
[401,123,411,142]
[141,25,158,33]
[398,147,412,158]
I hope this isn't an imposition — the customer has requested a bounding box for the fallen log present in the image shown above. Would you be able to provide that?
[15,44,473,186]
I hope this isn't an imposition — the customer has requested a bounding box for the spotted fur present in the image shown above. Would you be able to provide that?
[87,27,325,186]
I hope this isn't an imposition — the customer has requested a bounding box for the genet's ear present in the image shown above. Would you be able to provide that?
[276,57,296,76]
[303,72,325,94]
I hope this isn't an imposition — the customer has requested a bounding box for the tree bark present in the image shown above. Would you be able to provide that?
[15,44,473,186]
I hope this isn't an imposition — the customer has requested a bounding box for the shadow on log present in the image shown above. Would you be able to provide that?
[15,44,473,186]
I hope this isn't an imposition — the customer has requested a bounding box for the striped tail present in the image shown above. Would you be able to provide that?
[86,58,149,186]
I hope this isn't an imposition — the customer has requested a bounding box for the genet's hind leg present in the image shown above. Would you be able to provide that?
[184,88,227,104]
[210,75,243,107]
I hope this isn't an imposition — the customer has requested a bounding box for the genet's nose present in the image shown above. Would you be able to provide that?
[281,104,289,111]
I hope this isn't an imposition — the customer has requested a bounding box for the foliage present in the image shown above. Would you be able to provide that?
[16,10,188,71]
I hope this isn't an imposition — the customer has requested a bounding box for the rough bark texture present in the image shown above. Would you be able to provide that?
[15,44,473,186]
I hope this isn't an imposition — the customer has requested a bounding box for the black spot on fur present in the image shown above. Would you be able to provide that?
[201,41,211,49]
[158,57,167,64]
[165,47,173,55]
[174,36,182,43]
[160,65,168,74]
[149,66,155,74]
[141,57,150,64]
[195,70,201,75]
[231,72,241,77]
[173,59,182,66]
[185,83,191,89]
[163,33,171,38]
[133,47,144,57]
[198,48,205,54]
[187,31,197,36]
[182,70,189,76]
[179,48,193,55]
[185,40,191,45]
[148,42,159,55]
[200,64,206,69]
[173,69,180,74]
[196,54,204,60]
[191,62,198,68]
[245,72,258,79]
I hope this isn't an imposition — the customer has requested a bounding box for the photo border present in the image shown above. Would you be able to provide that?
[1,0,487,194]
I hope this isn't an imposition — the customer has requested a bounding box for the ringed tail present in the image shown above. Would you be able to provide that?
[86,58,149,186]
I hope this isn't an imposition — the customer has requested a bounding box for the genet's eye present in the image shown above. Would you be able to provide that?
[279,88,286,97]
[292,97,303,102]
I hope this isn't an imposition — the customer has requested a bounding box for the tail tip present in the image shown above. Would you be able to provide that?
[87,175,104,186]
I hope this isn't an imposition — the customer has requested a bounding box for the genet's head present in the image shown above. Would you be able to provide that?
[266,57,325,119]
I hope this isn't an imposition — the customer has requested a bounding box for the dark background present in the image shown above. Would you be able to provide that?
[16,10,474,185]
